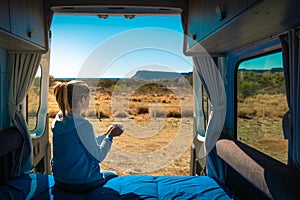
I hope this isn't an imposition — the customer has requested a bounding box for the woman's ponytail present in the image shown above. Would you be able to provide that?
[53,80,90,117]
[53,82,68,118]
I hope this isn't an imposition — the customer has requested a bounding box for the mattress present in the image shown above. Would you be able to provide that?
[0,174,234,200]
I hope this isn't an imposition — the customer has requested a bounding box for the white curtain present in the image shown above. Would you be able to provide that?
[7,53,41,176]
[193,67,206,138]
[279,28,300,168]
[193,55,227,181]
[193,56,226,155]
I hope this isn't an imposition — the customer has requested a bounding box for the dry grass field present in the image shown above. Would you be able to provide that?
[237,93,288,163]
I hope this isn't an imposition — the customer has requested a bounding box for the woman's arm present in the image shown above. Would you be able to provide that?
[96,124,123,144]
[95,134,107,145]
[77,122,112,162]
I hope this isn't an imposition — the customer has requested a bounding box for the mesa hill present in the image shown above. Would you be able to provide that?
[132,70,192,80]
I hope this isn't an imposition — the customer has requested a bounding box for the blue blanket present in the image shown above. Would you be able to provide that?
[0,174,234,199]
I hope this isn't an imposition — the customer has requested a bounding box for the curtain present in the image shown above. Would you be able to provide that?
[279,28,300,168]
[193,56,227,182]
[7,53,41,176]
[193,67,206,138]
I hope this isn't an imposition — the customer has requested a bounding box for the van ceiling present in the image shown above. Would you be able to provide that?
[49,0,187,15]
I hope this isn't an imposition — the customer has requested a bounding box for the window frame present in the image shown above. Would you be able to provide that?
[26,65,42,131]
[27,54,50,138]
[235,50,288,164]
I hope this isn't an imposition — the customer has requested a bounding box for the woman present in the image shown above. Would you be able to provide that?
[51,80,123,193]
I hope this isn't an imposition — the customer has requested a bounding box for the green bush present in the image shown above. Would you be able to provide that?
[238,81,260,98]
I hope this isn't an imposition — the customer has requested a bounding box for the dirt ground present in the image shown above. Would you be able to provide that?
[237,117,288,164]
[49,117,193,176]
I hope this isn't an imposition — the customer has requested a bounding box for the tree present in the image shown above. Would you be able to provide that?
[49,75,54,86]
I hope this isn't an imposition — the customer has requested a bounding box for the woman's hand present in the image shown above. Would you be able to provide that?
[106,124,124,137]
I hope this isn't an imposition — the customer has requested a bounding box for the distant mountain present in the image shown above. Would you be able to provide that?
[132,70,192,80]
[239,67,283,73]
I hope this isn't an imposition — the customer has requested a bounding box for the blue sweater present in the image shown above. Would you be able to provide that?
[51,113,112,184]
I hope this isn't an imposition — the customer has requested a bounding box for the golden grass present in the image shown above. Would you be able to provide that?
[238,93,288,119]
[237,93,288,164]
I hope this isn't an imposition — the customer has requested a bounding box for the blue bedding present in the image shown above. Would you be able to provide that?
[0,174,234,200]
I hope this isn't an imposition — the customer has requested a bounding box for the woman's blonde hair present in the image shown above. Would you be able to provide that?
[53,80,90,118]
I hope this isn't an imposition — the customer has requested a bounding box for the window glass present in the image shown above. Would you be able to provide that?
[27,66,42,131]
[237,52,288,164]
[202,86,208,129]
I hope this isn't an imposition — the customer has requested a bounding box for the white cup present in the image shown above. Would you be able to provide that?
[113,123,124,131]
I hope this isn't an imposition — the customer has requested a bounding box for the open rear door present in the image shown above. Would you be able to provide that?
[190,67,207,175]
[27,51,51,174]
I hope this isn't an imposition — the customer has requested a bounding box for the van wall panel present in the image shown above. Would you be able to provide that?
[0,49,9,130]
[0,0,10,32]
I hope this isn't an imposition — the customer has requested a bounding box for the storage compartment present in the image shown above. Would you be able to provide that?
[185,0,300,56]
[0,0,47,51]
[10,0,46,48]
[186,0,259,45]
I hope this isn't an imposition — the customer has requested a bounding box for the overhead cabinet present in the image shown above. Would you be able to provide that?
[0,0,47,51]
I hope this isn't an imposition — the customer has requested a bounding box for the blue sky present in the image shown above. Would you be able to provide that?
[239,52,283,70]
[50,15,193,78]
[50,15,283,78]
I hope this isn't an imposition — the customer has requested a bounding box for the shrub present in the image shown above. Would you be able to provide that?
[182,109,194,118]
[161,100,168,104]
[113,111,129,118]
[96,110,110,119]
[136,107,149,114]
[238,81,260,98]
[132,98,142,102]
[238,107,257,119]
[167,110,181,118]
[150,108,167,118]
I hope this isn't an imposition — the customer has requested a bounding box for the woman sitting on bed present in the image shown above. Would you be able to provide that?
[51,80,124,193]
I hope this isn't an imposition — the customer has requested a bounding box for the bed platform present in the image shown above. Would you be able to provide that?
[3,138,300,199]
[0,128,233,200]
[0,174,234,200]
